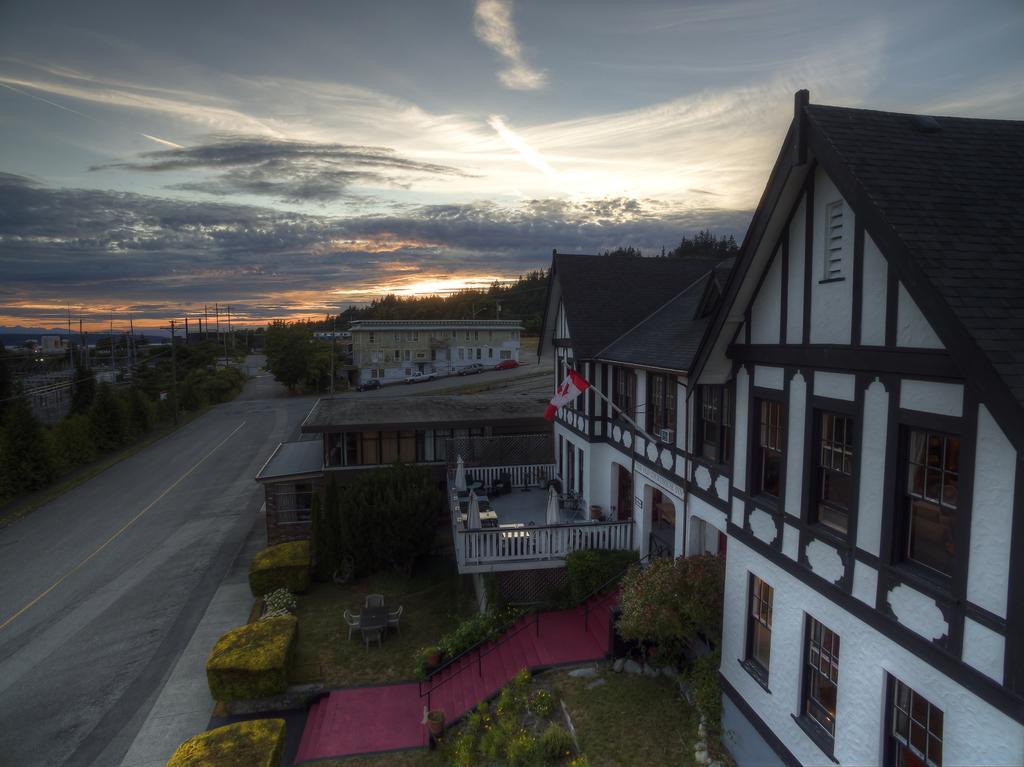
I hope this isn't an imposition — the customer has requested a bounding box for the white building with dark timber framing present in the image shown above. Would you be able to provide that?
[687,91,1024,765]
[539,253,733,562]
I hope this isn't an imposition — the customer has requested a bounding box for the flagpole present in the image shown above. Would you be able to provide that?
[566,363,660,444]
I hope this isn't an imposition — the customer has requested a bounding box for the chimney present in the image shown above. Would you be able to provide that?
[794,89,810,166]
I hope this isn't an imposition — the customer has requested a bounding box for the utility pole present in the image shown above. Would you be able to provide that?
[223,306,229,367]
[330,316,336,395]
[165,319,179,425]
[129,315,135,369]
[215,303,220,343]
[184,316,190,344]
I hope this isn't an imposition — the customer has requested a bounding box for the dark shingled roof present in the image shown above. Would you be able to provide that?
[597,258,734,371]
[554,254,725,360]
[806,104,1024,408]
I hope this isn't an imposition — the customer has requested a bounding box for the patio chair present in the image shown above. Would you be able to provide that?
[363,627,383,649]
[365,594,384,608]
[388,605,404,634]
[343,609,360,640]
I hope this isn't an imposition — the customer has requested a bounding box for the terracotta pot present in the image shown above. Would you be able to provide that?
[427,710,445,737]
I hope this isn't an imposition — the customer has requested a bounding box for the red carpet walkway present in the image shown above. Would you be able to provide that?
[294,592,618,763]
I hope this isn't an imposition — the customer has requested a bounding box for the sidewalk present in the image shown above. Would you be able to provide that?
[118,511,266,767]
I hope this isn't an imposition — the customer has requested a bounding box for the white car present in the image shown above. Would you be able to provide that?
[404,370,437,384]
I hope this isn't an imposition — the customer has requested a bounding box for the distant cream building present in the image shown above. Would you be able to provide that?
[348,319,522,384]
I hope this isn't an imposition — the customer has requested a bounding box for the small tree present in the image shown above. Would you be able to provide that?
[70,361,96,415]
[0,396,56,494]
[312,476,343,580]
[616,554,726,663]
[89,383,128,451]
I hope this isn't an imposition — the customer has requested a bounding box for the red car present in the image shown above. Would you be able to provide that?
[494,359,519,370]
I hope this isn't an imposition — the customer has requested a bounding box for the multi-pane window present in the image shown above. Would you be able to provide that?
[613,366,636,420]
[700,385,732,463]
[756,400,784,497]
[904,429,959,576]
[803,617,840,740]
[647,373,677,434]
[746,576,773,679]
[816,413,854,534]
[889,677,943,767]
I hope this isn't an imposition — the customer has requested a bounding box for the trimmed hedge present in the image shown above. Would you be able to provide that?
[206,616,297,702]
[166,718,286,766]
[248,541,311,597]
[565,548,639,603]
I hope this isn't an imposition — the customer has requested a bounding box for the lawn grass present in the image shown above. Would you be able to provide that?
[291,551,477,688]
[550,668,699,767]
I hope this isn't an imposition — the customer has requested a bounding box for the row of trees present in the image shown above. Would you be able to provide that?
[603,229,740,260]
[0,342,246,503]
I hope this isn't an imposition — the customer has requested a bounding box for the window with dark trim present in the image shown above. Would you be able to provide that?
[613,366,636,420]
[745,575,773,683]
[647,373,677,434]
[802,616,840,742]
[814,412,854,535]
[700,385,733,463]
[755,399,783,497]
[888,676,943,767]
[900,429,959,577]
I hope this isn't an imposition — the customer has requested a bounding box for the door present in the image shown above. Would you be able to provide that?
[616,465,632,520]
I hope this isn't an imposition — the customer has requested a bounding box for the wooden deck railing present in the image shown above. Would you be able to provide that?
[448,464,634,572]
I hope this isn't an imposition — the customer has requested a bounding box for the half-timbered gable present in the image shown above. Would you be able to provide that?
[692,92,1024,766]
[540,252,730,559]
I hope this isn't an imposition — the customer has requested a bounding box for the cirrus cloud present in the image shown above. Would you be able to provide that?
[473,0,547,91]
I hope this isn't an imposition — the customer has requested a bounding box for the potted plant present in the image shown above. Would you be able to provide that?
[415,647,444,680]
[426,709,445,737]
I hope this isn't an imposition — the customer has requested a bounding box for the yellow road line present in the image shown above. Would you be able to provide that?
[0,420,248,632]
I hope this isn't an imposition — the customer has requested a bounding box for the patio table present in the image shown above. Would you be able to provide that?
[360,606,388,633]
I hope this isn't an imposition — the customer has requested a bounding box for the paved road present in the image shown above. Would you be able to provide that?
[0,357,315,767]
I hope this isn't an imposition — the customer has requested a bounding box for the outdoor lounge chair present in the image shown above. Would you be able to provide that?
[388,605,403,633]
[365,594,384,608]
[343,609,360,640]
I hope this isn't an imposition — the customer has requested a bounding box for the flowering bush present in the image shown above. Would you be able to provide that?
[616,554,725,661]
[261,588,297,620]
[529,689,555,718]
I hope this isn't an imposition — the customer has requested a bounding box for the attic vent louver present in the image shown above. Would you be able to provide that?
[824,200,845,279]
[911,115,942,133]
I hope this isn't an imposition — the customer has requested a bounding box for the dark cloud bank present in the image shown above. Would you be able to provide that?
[0,172,751,322]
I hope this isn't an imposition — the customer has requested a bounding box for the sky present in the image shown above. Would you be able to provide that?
[1,0,1022,330]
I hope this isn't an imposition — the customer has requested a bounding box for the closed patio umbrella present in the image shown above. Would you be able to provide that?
[468,490,481,529]
[546,485,560,526]
[455,455,468,493]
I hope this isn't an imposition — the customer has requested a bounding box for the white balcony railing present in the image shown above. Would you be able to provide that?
[449,463,635,573]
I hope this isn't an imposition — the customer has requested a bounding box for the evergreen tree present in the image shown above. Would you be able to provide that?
[0,396,56,494]
[70,361,96,415]
[89,383,128,451]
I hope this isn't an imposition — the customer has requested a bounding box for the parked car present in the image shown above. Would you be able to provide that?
[457,363,485,376]
[356,378,381,391]
[404,370,437,384]
[494,359,520,370]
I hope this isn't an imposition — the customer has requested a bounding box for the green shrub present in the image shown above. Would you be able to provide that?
[617,554,725,662]
[528,689,555,718]
[565,549,639,603]
[206,616,297,702]
[51,413,97,474]
[539,723,575,761]
[686,650,723,737]
[423,607,520,677]
[165,718,285,767]
[248,541,311,597]
[506,730,540,767]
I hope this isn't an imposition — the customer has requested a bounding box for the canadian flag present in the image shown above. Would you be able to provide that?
[545,369,591,421]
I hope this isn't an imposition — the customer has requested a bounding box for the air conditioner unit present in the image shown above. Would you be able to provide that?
[659,428,675,444]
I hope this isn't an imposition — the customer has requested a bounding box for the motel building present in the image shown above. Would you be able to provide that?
[682,92,1024,765]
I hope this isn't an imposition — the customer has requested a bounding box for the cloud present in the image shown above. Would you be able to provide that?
[0,174,750,327]
[473,0,546,91]
[91,136,473,203]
